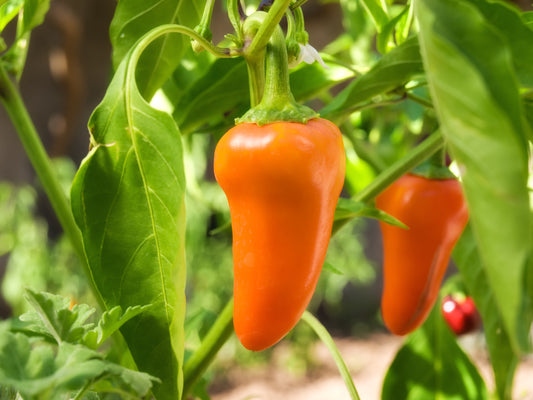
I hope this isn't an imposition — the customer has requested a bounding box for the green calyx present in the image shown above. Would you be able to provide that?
[238,21,318,125]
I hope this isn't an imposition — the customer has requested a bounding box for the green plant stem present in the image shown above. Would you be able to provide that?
[198,0,215,29]
[354,131,444,203]
[227,0,242,39]
[301,311,361,400]
[245,0,291,57]
[182,299,235,399]
[0,63,106,310]
[246,56,265,106]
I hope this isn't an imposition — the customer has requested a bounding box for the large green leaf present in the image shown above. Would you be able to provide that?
[416,0,531,353]
[465,0,533,88]
[71,27,187,400]
[453,226,519,400]
[381,302,488,400]
[110,0,206,100]
[320,36,424,122]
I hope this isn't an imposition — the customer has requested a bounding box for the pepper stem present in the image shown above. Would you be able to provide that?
[237,23,318,125]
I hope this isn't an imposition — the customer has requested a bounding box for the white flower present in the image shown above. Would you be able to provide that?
[289,43,329,69]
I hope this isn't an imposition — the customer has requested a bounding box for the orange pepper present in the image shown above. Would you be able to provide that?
[214,118,345,351]
[376,173,469,335]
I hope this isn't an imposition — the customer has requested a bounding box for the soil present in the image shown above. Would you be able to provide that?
[210,333,533,400]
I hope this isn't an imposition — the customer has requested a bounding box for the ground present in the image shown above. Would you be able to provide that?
[210,333,533,400]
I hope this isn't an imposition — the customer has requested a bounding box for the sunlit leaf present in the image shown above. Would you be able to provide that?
[71,26,187,400]
[416,0,531,353]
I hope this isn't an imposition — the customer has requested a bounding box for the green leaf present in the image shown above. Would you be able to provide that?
[71,26,187,400]
[463,0,533,88]
[0,330,158,399]
[334,197,407,228]
[109,0,206,100]
[320,36,424,121]
[376,7,408,54]
[359,0,389,32]
[83,305,149,349]
[381,303,488,400]
[0,0,23,33]
[416,0,531,354]
[290,54,355,101]
[453,226,519,400]
[22,289,95,344]
[173,58,249,135]
[1,0,50,79]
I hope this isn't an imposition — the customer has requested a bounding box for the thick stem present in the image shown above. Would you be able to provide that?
[239,24,317,124]
[182,299,234,399]
[0,63,105,310]
[246,55,265,107]
[301,311,361,400]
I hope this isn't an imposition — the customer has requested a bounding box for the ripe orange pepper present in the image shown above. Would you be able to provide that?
[376,173,469,335]
[214,118,345,351]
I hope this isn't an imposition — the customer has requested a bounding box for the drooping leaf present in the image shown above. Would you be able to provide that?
[416,0,531,353]
[453,226,519,400]
[381,303,488,400]
[71,26,187,400]
[109,0,206,100]
[320,36,424,122]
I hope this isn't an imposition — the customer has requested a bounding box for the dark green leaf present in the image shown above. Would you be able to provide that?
[381,303,488,400]
[320,36,423,121]
[464,0,533,88]
[453,226,519,400]
[109,0,206,100]
[71,28,187,400]
[416,0,531,353]
[173,57,249,135]
[360,0,389,32]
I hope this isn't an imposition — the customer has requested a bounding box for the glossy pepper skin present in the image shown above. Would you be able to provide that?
[376,173,469,336]
[214,119,345,351]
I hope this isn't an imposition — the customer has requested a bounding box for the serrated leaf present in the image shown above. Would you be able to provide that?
[110,0,206,100]
[453,226,519,400]
[71,27,187,400]
[22,289,96,345]
[381,302,488,399]
[416,0,531,354]
[83,305,150,349]
[0,333,158,399]
[320,36,423,121]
